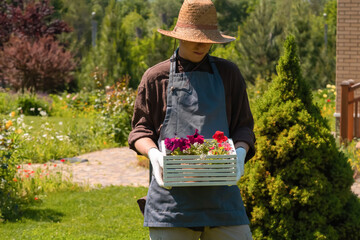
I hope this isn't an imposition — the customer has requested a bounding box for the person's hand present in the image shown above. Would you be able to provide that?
[148,148,165,187]
[235,147,246,181]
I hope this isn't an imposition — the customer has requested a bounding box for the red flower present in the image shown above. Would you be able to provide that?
[327,99,331,103]
[212,131,228,143]
[28,163,31,165]
[17,165,21,169]
[60,159,65,163]
[34,197,39,200]
[54,164,57,167]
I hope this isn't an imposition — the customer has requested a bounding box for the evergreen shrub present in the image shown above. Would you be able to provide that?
[240,36,360,240]
[16,94,50,116]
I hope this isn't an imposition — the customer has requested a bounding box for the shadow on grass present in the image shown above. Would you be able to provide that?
[18,208,64,222]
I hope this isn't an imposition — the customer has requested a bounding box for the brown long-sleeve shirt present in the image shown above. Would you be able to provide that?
[128,54,256,161]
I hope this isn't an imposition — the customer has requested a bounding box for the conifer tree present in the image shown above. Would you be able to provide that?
[236,0,283,84]
[240,36,360,240]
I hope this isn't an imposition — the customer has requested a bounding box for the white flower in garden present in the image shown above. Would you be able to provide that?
[323,94,328,98]
[51,137,54,140]
[59,122,63,125]
[40,111,47,116]
[38,108,42,111]
[28,126,33,130]
[326,84,331,89]
[17,117,23,125]
[17,107,22,110]
[0,135,3,140]
[56,135,64,141]
[30,108,35,111]
[318,89,322,93]
[42,134,47,138]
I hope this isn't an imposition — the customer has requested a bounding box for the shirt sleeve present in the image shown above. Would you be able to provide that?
[128,71,159,154]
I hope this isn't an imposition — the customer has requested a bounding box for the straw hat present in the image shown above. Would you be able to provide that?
[157,0,235,44]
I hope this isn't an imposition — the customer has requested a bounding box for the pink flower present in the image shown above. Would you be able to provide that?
[165,138,177,151]
[212,131,228,143]
[187,129,204,145]
[164,137,190,152]
[177,138,190,151]
[219,142,232,151]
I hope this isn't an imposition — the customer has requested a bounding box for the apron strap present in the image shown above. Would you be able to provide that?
[208,56,221,80]
[170,49,178,76]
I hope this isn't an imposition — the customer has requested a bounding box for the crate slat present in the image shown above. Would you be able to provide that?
[166,168,235,173]
[166,172,235,177]
[164,181,237,187]
[165,176,236,181]
[165,164,234,169]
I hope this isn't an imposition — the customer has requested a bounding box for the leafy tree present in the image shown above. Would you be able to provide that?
[0,0,71,47]
[0,0,73,90]
[78,0,131,89]
[149,0,182,28]
[122,11,147,40]
[213,0,250,35]
[54,0,107,60]
[212,0,336,89]
[0,36,75,93]
[240,35,360,240]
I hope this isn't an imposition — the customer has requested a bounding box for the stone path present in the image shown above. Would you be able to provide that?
[352,176,360,197]
[69,147,149,187]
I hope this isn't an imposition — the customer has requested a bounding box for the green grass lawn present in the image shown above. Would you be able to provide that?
[0,186,149,240]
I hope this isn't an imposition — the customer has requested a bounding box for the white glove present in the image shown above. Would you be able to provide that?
[236,147,246,181]
[148,148,165,187]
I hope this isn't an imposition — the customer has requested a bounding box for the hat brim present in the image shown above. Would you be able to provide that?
[157,28,235,44]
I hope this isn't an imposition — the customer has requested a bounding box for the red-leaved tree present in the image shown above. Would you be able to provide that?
[0,36,75,93]
[0,0,71,47]
[0,0,74,91]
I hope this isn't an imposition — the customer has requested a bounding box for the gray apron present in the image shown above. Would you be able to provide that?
[144,50,249,227]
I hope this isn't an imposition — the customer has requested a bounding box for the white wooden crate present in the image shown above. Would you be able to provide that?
[161,139,237,187]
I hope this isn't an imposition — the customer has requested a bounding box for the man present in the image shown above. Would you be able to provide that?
[128,0,255,239]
